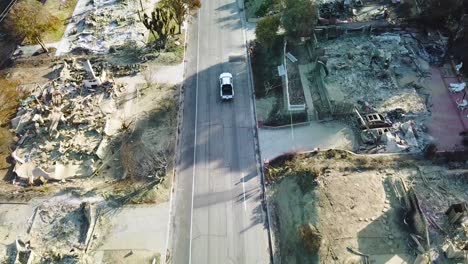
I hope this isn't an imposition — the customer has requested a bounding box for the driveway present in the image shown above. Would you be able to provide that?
[259,121,357,161]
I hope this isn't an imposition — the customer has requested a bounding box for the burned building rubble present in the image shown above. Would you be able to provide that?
[65,0,150,54]
[9,59,140,184]
[307,31,436,153]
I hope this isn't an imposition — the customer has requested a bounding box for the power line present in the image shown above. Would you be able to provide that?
[0,0,19,23]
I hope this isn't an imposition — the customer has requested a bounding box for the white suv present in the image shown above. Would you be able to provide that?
[219,72,234,100]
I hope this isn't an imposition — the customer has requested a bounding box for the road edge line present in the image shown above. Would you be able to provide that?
[188,9,201,264]
[238,4,276,264]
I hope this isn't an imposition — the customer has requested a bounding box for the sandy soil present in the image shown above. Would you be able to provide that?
[269,176,319,263]
[2,62,56,85]
[316,169,414,263]
[267,151,468,264]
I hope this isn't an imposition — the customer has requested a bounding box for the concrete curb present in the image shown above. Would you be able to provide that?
[238,1,276,263]
[258,121,311,130]
[164,16,190,264]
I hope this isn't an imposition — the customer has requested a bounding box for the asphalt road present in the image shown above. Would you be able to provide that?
[169,0,271,263]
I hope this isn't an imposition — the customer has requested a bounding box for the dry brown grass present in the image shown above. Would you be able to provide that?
[298,223,322,253]
[0,78,20,126]
[103,177,172,205]
[41,0,79,43]
[0,78,19,170]
[266,150,418,184]
[120,140,168,181]
[0,127,13,169]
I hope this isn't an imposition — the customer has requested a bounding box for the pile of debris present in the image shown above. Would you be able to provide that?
[10,59,136,184]
[324,33,427,107]
[67,0,149,54]
[355,105,428,153]
[7,195,101,263]
[317,0,404,24]
[413,165,468,262]
[442,203,468,261]
[319,33,436,153]
[92,60,141,77]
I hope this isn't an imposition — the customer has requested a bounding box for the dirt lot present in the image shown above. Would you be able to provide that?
[42,0,80,43]
[266,150,468,263]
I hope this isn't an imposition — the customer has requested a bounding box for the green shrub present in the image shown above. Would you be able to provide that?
[255,0,273,17]
[255,15,280,49]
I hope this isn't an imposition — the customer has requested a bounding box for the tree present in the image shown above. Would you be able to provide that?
[142,7,177,49]
[282,0,317,39]
[162,0,201,34]
[255,15,280,50]
[5,0,60,53]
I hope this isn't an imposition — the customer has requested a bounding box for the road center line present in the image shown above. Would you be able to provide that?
[188,9,201,264]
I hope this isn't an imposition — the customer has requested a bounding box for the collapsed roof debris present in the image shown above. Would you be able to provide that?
[317,0,403,25]
[64,0,150,54]
[10,59,140,184]
[317,32,437,153]
[31,196,100,261]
